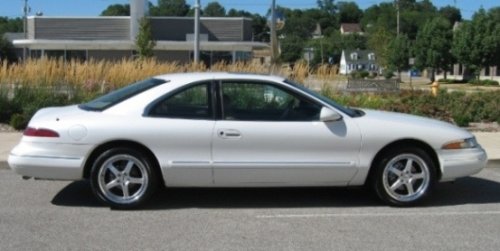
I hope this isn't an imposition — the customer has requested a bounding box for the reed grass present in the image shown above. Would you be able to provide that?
[0,59,338,89]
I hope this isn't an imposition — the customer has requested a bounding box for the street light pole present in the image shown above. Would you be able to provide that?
[270,0,278,64]
[23,0,29,60]
[395,0,400,36]
[194,0,200,64]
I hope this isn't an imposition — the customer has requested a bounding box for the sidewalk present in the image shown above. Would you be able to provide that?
[1,132,499,163]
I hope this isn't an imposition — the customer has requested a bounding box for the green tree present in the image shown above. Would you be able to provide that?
[362,1,437,40]
[150,0,190,16]
[361,3,396,34]
[337,1,363,23]
[135,18,156,59]
[489,7,500,23]
[227,9,252,17]
[280,35,305,63]
[367,26,394,69]
[438,6,461,26]
[100,4,130,16]
[452,8,500,79]
[0,17,23,35]
[251,14,269,42]
[387,34,410,78]
[341,34,367,50]
[0,37,16,62]
[414,17,453,81]
[203,2,226,17]
[317,0,337,15]
[280,8,317,38]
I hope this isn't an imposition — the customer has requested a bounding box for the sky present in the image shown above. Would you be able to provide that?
[0,0,498,20]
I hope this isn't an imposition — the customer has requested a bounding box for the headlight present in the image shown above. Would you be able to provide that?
[442,137,478,150]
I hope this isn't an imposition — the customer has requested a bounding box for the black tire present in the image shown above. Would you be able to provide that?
[90,147,159,209]
[371,146,436,206]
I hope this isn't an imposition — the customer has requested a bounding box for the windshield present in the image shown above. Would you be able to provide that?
[79,78,167,111]
[284,79,358,117]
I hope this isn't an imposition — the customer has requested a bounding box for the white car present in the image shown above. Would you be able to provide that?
[8,73,487,208]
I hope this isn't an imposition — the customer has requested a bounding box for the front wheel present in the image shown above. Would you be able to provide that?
[90,148,159,209]
[371,147,436,206]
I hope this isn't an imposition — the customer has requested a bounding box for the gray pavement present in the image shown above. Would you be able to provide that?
[2,131,499,162]
[1,161,500,250]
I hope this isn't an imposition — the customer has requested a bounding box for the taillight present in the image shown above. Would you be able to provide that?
[23,127,60,138]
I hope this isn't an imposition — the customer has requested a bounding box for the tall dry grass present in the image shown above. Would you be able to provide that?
[0,59,338,90]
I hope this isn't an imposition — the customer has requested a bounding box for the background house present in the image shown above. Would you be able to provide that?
[340,23,363,35]
[339,49,379,75]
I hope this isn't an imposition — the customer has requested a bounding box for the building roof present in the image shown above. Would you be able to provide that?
[340,23,362,34]
[342,49,376,65]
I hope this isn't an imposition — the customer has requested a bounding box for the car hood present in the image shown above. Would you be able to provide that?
[354,109,473,148]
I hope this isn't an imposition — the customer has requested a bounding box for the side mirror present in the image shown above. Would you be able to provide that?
[320,107,342,122]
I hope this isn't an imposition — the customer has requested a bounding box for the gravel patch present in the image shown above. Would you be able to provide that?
[466,122,500,132]
[0,124,17,133]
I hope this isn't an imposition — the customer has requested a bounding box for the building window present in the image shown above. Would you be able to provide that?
[484,67,490,76]
[350,53,358,60]
[368,53,375,60]
[43,50,87,61]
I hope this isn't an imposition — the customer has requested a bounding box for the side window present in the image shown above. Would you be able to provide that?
[149,83,212,119]
[221,81,321,121]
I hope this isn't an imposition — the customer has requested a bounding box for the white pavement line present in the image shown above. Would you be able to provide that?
[256,211,500,219]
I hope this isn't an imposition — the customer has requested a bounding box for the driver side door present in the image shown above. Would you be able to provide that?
[212,80,361,186]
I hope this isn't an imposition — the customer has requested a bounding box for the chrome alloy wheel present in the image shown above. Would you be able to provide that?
[382,153,430,202]
[97,154,149,204]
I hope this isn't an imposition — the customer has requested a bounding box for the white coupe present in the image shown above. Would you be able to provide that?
[8,73,487,208]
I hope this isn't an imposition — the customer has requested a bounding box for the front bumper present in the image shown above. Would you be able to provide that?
[8,141,90,180]
[439,147,488,182]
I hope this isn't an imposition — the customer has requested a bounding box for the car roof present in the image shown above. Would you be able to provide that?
[153,72,287,83]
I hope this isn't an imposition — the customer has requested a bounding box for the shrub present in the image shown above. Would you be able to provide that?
[437,79,464,84]
[469,79,499,86]
[0,87,16,123]
[9,113,28,130]
[325,90,500,126]
[349,70,369,79]
[8,86,77,130]
[383,69,394,79]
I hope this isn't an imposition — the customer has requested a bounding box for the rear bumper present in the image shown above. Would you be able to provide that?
[7,141,90,180]
[8,154,84,180]
[439,147,488,182]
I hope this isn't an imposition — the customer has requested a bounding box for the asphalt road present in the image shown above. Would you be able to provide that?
[1,161,500,250]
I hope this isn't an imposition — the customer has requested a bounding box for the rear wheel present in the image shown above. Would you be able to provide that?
[371,147,436,206]
[90,148,159,209]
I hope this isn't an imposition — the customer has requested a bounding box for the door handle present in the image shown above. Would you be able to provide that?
[218,129,242,138]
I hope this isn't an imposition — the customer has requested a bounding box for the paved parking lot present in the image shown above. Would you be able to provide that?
[1,161,500,250]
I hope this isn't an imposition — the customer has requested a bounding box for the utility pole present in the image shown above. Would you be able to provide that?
[395,0,400,36]
[193,0,200,64]
[270,0,278,64]
[23,0,29,60]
